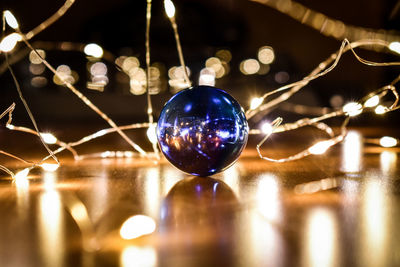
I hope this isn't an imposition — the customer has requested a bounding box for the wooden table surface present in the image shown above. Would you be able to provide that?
[0,129,399,267]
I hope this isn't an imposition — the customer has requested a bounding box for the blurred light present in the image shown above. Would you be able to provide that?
[258,46,275,64]
[91,75,109,85]
[147,125,158,144]
[57,64,71,75]
[29,63,46,75]
[31,76,48,88]
[364,95,379,108]
[164,0,176,18]
[115,56,126,68]
[15,168,30,179]
[130,67,147,95]
[380,151,397,174]
[240,59,260,75]
[205,57,223,75]
[84,43,103,58]
[0,33,22,52]
[380,136,397,147]
[222,164,240,195]
[172,66,191,79]
[257,175,280,222]
[274,71,290,83]
[70,202,88,222]
[29,49,46,64]
[343,102,362,116]
[15,170,29,189]
[375,105,386,114]
[309,140,335,155]
[261,122,273,135]
[121,246,157,267]
[122,57,140,73]
[199,67,216,86]
[4,10,19,29]
[54,65,76,85]
[41,133,57,144]
[120,215,156,240]
[361,179,388,267]
[329,95,344,108]
[342,131,362,173]
[215,49,232,63]
[90,62,107,76]
[148,66,160,79]
[41,163,59,172]
[306,209,337,267]
[250,97,263,109]
[294,178,339,194]
[257,64,270,75]
[389,41,400,54]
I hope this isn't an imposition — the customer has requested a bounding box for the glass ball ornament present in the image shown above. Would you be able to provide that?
[157,85,248,176]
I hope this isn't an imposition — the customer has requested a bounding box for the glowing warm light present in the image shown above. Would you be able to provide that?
[380,136,397,147]
[306,209,337,267]
[206,57,225,78]
[15,168,30,179]
[258,46,275,64]
[4,10,19,29]
[164,0,176,18]
[41,133,57,144]
[70,203,88,222]
[309,140,335,155]
[343,102,362,116]
[380,151,397,174]
[6,124,15,130]
[120,215,156,240]
[121,246,157,267]
[0,33,22,52]
[90,62,107,76]
[39,190,64,267]
[198,68,216,86]
[375,105,386,114]
[146,125,158,144]
[84,43,103,58]
[222,164,240,195]
[257,175,280,222]
[389,41,400,54]
[294,178,339,194]
[53,65,77,85]
[250,97,263,110]
[41,163,59,172]
[240,59,260,75]
[341,131,362,173]
[261,122,273,135]
[122,56,140,73]
[215,49,232,63]
[361,180,388,267]
[364,95,379,108]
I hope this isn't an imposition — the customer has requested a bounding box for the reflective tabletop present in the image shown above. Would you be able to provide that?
[0,129,399,267]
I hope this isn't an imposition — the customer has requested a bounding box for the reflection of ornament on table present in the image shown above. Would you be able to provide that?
[159,176,237,265]
[157,86,248,176]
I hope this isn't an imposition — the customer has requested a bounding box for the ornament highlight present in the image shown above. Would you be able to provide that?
[157,86,248,176]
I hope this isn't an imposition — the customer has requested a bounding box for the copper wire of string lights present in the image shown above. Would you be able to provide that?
[1,2,400,178]
[164,0,191,87]
[249,0,400,44]
[248,39,400,162]
[145,0,160,159]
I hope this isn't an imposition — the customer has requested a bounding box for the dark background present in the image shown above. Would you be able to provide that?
[1,0,400,129]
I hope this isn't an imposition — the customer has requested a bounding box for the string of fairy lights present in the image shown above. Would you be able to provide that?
[1,0,400,180]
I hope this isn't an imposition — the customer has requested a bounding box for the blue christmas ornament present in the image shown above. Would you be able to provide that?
[157,85,248,176]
